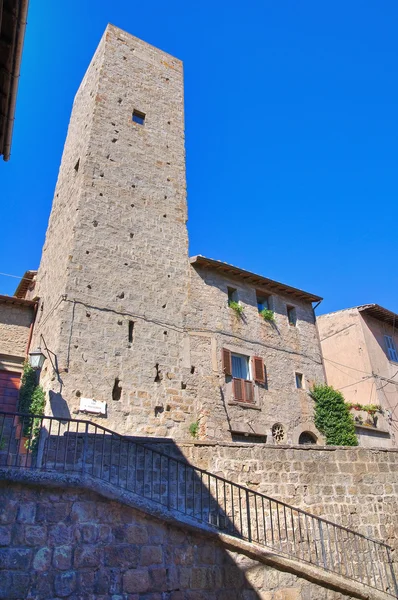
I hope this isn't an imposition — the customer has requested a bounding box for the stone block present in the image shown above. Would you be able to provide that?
[71,501,97,522]
[49,524,74,545]
[140,545,163,566]
[0,526,11,546]
[123,569,150,593]
[124,524,149,544]
[32,546,52,571]
[148,567,167,590]
[74,545,102,568]
[53,545,73,570]
[16,503,36,524]
[54,570,77,597]
[0,501,17,525]
[0,547,32,570]
[104,544,139,568]
[25,524,47,546]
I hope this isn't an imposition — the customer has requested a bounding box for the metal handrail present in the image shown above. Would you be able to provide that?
[0,410,396,597]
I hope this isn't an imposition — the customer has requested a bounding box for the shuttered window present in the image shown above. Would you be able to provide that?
[222,349,267,403]
[385,336,398,362]
[222,348,232,376]
[253,356,265,383]
[232,378,254,403]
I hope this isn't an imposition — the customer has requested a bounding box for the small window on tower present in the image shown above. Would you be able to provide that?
[132,110,145,125]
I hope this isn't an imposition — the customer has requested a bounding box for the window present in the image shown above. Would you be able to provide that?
[295,372,303,389]
[231,353,250,380]
[232,433,267,444]
[385,336,398,362]
[222,349,266,403]
[132,109,145,125]
[227,287,238,305]
[257,294,270,313]
[299,431,317,445]
[287,306,297,326]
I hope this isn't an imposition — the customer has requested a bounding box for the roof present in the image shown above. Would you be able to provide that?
[190,256,322,303]
[14,270,37,298]
[0,294,36,308]
[319,304,398,328]
[0,0,29,160]
[357,304,398,328]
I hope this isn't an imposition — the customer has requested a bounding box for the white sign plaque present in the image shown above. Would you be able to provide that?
[79,397,106,415]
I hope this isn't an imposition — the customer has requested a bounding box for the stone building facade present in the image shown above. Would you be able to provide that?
[318,305,398,449]
[24,24,325,444]
[0,292,36,411]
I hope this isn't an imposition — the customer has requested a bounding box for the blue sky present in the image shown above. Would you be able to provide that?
[1,0,397,314]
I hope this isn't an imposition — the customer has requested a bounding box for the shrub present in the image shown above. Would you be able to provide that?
[260,308,275,322]
[229,301,244,315]
[310,384,358,446]
[18,362,46,441]
[189,421,199,438]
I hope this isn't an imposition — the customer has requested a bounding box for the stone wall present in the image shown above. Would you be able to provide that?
[0,481,359,599]
[186,264,325,442]
[31,25,195,437]
[29,23,327,445]
[148,441,398,553]
[0,300,34,371]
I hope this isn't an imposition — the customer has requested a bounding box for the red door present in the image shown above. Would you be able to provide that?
[0,371,21,413]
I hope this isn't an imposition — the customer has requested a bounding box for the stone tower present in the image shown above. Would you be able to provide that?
[32,25,194,436]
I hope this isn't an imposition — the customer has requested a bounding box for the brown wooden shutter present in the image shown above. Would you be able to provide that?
[253,356,265,384]
[233,378,244,401]
[222,348,232,376]
[244,381,254,403]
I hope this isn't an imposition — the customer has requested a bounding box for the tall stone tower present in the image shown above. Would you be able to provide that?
[32,25,193,436]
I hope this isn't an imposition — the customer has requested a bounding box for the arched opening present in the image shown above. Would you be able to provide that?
[298,431,317,445]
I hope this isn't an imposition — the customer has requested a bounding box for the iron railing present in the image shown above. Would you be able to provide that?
[0,410,397,597]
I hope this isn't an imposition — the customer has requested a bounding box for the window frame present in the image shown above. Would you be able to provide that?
[256,294,270,313]
[287,305,297,327]
[132,109,146,125]
[223,348,266,404]
[227,287,238,305]
[385,335,398,362]
[295,372,304,389]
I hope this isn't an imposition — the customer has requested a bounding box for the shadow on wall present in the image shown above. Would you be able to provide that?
[48,390,71,420]
[0,411,395,598]
[0,412,267,597]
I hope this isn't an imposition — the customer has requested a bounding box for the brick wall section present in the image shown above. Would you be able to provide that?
[187,266,325,441]
[0,302,34,364]
[0,482,357,599]
[148,442,398,553]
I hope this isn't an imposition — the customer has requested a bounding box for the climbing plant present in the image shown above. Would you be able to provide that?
[18,362,46,440]
[310,384,358,446]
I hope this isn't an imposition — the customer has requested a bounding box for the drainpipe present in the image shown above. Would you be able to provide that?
[25,301,38,356]
[3,0,30,161]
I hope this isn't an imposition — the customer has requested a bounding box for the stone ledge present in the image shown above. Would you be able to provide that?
[0,467,394,600]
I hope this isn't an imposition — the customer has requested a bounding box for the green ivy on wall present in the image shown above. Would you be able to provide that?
[18,362,46,440]
[310,384,358,446]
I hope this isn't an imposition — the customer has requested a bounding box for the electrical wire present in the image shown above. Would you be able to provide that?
[0,271,35,282]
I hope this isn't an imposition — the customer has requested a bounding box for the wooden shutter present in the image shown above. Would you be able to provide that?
[253,356,265,384]
[233,378,244,401]
[244,381,254,403]
[222,348,232,376]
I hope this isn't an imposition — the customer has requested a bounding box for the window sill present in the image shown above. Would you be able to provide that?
[228,401,261,411]
[355,424,390,435]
